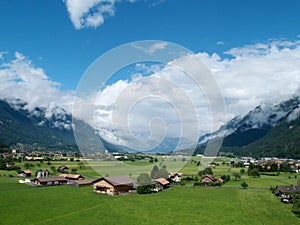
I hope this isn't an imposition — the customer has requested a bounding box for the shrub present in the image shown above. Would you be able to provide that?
[241,181,248,189]
[137,184,156,194]
[194,182,202,187]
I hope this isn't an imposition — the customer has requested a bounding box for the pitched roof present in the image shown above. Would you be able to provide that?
[33,176,67,183]
[277,185,300,193]
[155,178,170,186]
[59,174,83,179]
[23,170,32,174]
[103,176,135,186]
[201,175,216,182]
[169,172,183,177]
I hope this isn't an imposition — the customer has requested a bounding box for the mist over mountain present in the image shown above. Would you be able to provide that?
[0,99,77,150]
[198,96,300,158]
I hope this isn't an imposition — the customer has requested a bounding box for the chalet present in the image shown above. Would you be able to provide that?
[276,185,300,194]
[208,162,217,167]
[59,174,84,180]
[32,176,67,186]
[201,175,216,184]
[94,176,135,196]
[169,172,183,183]
[155,178,170,189]
[69,178,102,187]
[58,165,69,172]
[17,170,32,177]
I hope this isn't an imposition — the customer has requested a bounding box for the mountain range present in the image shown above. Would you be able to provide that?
[1,96,300,158]
[197,96,300,158]
[0,99,78,150]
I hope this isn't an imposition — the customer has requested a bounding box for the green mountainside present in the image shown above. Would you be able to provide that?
[197,97,300,159]
[0,99,77,150]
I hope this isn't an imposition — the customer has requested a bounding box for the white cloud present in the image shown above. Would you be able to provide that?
[63,0,139,29]
[0,51,8,60]
[93,39,300,149]
[0,52,75,122]
[199,39,300,119]
[132,41,168,54]
[216,41,224,45]
[1,39,300,151]
[145,42,168,54]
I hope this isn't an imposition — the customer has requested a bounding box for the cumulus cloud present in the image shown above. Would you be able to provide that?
[0,52,74,121]
[93,39,300,148]
[132,41,168,54]
[1,39,300,150]
[199,39,300,119]
[63,0,139,29]
[0,51,8,60]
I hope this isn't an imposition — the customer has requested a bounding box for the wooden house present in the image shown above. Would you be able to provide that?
[201,175,216,184]
[17,170,32,177]
[32,176,67,186]
[169,172,183,183]
[59,174,84,180]
[155,178,170,189]
[94,176,135,196]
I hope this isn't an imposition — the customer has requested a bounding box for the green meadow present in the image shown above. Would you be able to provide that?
[0,159,299,224]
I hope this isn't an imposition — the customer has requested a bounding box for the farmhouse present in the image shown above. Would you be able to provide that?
[32,176,67,186]
[169,172,183,183]
[59,174,84,180]
[277,185,300,194]
[155,178,170,189]
[201,175,217,184]
[94,176,135,196]
[58,165,69,172]
[17,170,32,177]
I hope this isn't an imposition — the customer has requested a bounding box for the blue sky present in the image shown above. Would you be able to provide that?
[1,0,300,90]
[1,0,300,151]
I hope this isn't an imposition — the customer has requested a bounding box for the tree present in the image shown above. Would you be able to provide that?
[198,167,213,176]
[240,169,245,175]
[0,155,6,170]
[50,166,56,174]
[150,165,159,179]
[248,168,260,177]
[292,195,300,216]
[24,162,34,169]
[137,184,156,194]
[241,181,248,189]
[154,168,169,179]
[233,172,241,181]
[137,173,151,186]
[78,162,84,169]
[71,168,77,173]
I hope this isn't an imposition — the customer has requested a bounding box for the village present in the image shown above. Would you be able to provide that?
[1,149,300,200]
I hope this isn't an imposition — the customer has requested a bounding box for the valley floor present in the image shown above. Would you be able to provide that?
[0,159,299,224]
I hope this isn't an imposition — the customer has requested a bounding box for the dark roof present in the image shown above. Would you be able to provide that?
[103,176,135,186]
[33,176,67,183]
[75,180,94,185]
[59,174,84,179]
[277,185,300,193]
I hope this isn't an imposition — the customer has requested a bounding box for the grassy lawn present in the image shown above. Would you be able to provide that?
[1,159,299,224]
[0,183,299,225]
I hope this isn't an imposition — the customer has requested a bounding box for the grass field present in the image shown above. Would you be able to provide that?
[1,159,299,224]
[0,180,299,225]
